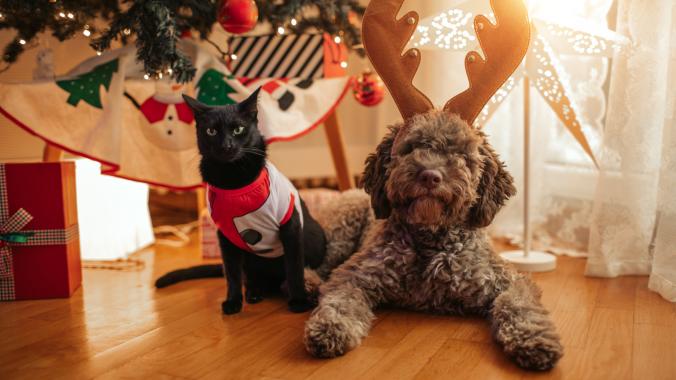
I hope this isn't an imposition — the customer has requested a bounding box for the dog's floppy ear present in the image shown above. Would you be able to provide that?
[467,140,516,229]
[362,126,400,219]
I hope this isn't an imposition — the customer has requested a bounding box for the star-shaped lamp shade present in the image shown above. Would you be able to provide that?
[410,0,629,167]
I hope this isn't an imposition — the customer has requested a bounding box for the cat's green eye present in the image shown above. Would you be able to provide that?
[206,128,217,136]
[233,126,245,136]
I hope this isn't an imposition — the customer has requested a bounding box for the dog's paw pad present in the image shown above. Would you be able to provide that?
[221,299,243,315]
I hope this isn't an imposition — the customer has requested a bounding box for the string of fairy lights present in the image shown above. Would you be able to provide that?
[0,0,363,81]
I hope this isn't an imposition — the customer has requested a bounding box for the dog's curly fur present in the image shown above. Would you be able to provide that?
[304,111,563,371]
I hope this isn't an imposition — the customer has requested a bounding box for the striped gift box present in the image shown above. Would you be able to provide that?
[228,33,347,79]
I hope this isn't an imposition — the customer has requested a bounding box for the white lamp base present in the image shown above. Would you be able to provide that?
[500,250,557,272]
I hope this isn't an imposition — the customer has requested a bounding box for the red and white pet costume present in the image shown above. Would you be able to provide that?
[207,162,303,258]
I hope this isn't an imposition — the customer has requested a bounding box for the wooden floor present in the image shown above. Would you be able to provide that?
[1,234,675,380]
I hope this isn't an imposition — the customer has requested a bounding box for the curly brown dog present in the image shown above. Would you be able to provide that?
[303,111,563,370]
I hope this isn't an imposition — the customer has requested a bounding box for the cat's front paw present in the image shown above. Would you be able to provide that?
[288,298,315,313]
[221,299,243,315]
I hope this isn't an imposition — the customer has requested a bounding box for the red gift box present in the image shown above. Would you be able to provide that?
[0,162,81,301]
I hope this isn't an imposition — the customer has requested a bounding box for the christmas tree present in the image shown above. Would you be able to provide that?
[196,69,237,106]
[0,0,365,83]
[56,59,118,109]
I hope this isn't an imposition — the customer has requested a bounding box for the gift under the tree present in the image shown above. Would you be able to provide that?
[228,33,348,79]
[0,162,81,301]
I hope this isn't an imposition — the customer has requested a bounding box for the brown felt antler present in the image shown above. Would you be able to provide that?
[362,0,434,121]
[362,0,530,128]
[444,0,531,125]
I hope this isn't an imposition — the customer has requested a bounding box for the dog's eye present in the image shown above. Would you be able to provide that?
[397,143,413,156]
[206,128,217,136]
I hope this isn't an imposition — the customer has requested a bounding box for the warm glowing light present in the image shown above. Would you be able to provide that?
[58,12,66,18]
[410,9,476,51]
[230,54,238,61]
[143,74,150,80]
[290,18,297,26]
[277,26,285,35]
[334,36,342,44]
[83,29,91,37]
[67,12,74,19]
[123,28,131,36]
[19,39,26,45]
[340,61,348,69]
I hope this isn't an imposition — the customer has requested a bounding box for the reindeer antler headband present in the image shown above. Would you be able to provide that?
[362,0,531,147]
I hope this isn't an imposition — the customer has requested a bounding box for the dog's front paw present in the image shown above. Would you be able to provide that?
[221,299,243,315]
[304,313,355,358]
[508,332,563,371]
[288,298,315,313]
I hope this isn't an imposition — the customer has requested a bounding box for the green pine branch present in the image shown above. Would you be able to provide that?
[0,0,365,83]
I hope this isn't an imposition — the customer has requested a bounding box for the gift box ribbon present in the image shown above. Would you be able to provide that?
[0,164,79,300]
[0,232,35,244]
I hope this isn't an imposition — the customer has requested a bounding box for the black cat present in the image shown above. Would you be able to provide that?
[155,89,326,314]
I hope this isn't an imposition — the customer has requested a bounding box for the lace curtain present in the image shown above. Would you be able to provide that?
[585,0,675,301]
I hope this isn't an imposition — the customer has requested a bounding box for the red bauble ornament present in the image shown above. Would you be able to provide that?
[218,0,259,34]
[353,70,385,107]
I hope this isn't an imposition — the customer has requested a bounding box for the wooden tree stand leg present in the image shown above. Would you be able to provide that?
[43,144,64,162]
[323,111,354,191]
[195,187,206,214]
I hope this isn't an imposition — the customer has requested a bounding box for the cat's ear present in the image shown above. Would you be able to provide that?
[238,87,260,119]
[182,94,211,116]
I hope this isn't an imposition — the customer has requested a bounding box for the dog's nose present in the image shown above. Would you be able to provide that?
[419,169,442,188]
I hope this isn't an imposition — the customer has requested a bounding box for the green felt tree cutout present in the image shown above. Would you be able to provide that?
[57,59,119,109]
[196,69,237,106]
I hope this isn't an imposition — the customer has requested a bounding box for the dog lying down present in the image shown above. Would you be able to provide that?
[303,111,563,371]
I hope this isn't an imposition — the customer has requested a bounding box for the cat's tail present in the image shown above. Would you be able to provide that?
[154,264,223,288]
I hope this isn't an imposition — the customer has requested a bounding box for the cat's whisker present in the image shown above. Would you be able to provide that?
[241,148,266,157]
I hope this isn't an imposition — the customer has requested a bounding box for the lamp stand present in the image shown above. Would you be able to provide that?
[500,76,557,272]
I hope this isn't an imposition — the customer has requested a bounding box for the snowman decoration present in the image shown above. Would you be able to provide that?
[139,80,196,151]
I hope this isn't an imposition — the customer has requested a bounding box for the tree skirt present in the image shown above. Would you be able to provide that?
[0,42,350,190]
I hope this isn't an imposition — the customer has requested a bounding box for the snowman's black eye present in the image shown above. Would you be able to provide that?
[206,128,217,136]
[168,115,173,121]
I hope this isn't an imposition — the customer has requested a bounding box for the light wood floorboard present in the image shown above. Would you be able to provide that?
[1,234,674,380]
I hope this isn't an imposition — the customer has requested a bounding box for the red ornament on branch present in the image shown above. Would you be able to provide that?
[352,69,385,107]
[218,0,259,34]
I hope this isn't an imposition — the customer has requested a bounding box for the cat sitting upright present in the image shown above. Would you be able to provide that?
[156,89,325,314]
